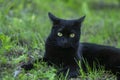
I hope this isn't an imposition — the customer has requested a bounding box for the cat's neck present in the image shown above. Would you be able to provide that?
[46,37,80,53]
[45,43,79,55]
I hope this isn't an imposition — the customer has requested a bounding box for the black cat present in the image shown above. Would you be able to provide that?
[43,13,85,78]
[21,12,120,79]
[22,12,85,78]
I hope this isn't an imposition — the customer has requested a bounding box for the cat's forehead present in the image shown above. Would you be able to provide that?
[58,26,72,32]
[59,20,75,26]
[54,20,79,33]
[57,22,76,32]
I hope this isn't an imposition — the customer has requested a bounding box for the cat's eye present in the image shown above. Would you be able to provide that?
[57,32,63,37]
[70,33,75,38]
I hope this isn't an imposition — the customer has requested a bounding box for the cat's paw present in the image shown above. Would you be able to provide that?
[68,71,79,78]
[13,63,34,77]
[21,62,34,70]
[57,67,79,78]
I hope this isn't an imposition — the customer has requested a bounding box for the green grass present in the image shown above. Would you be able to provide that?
[0,0,120,80]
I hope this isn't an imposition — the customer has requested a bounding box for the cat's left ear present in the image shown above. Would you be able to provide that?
[48,12,60,25]
[74,16,86,26]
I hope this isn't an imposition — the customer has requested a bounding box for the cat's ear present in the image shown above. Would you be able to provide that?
[74,16,86,26]
[48,12,60,25]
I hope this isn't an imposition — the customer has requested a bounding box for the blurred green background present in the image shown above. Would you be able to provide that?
[0,0,120,80]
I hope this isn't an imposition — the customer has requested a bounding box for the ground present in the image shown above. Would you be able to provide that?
[0,0,120,80]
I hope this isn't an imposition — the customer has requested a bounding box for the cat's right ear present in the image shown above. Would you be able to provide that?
[48,12,60,25]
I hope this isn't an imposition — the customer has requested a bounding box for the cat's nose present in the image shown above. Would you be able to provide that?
[62,39,67,44]
[62,39,69,47]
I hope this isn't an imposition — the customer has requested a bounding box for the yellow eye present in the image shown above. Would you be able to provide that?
[70,33,75,38]
[57,32,63,37]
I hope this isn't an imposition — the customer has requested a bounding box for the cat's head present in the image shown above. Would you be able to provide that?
[47,12,85,48]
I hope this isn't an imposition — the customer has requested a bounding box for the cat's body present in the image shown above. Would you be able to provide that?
[81,43,120,73]
[21,12,120,79]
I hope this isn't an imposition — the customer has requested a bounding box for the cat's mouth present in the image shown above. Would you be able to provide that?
[58,43,72,48]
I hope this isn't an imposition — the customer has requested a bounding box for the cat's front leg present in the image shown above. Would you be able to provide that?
[14,58,45,77]
[21,57,48,70]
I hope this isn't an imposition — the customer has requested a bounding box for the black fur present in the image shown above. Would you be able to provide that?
[21,13,120,79]
[43,12,85,78]
[81,43,120,79]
